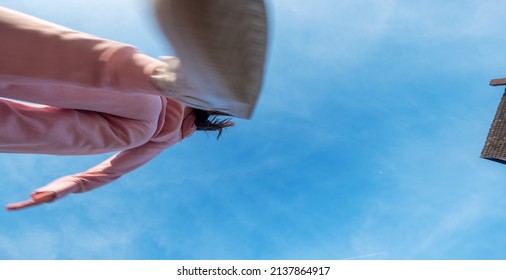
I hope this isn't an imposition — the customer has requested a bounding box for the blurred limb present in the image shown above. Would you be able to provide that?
[5,191,56,211]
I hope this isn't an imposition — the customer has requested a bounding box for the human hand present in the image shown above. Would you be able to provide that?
[5,191,56,211]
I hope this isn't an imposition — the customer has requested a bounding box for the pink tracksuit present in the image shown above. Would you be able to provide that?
[0,7,196,201]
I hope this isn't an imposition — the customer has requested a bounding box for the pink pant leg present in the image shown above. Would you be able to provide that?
[0,7,164,95]
[0,7,167,121]
[0,84,163,121]
[0,99,159,155]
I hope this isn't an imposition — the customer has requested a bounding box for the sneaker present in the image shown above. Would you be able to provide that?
[152,0,268,119]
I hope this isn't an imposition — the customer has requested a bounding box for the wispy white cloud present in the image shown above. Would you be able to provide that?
[270,0,395,67]
[386,1,506,39]
[344,252,387,260]
[0,229,59,259]
[343,103,506,259]
[0,212,144,259]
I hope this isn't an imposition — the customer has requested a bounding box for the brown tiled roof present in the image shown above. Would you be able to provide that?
[482,90,506,164]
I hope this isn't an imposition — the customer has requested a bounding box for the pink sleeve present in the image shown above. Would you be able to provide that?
[34,141,171,200]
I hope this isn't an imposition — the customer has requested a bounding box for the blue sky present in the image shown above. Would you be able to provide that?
[1,0,506,259]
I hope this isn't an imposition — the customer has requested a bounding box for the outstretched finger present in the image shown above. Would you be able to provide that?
[5,192,56,211]
[5,199,42,211]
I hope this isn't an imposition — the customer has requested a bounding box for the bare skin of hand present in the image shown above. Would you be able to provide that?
[5,191,57,211]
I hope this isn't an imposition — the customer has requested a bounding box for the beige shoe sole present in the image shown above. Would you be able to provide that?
[153,0,268,119]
